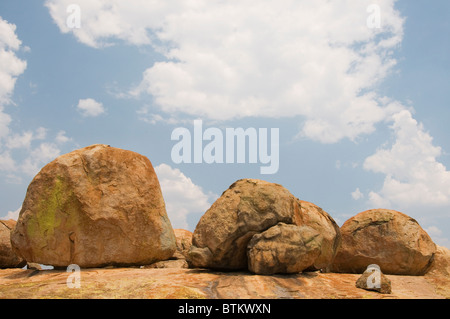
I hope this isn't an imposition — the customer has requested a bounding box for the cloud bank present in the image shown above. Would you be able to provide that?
[45,1,450,241]
[46,0,404,143]
[0,16,71,183]
[155,163,215,230]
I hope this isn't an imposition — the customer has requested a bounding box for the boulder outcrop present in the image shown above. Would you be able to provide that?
[11,144,176,268]
[188,179,303,270]
[187,179,340,274]
[0,220,26,269]
[247,223,322,275]
[331,209,436,275]
[298,201,341,271]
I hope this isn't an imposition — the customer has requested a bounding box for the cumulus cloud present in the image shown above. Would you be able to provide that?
[155,163,216,229]
[55,130,71,144]
[77,98,105,117]
[364,110,450,208]
[351,188,364,201]
[46,0,404,143]
[5,127,47,150]
[21,142,62,176]
[0,151,15,171]
[1,206,21,221]
[0,17,27,142]
[45,1,450,234]
[425,226,450,248]
[0,17,27,106]
[0,17,27,174]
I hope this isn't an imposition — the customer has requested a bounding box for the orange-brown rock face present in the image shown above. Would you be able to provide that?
[331,209,436,275]
[11,144,176,268]
[0,220,26,268]
[298,201,341,271]
[188,179,340,274]
[247,223,322,275]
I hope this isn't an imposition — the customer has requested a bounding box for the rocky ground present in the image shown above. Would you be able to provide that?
[0,266,448,299]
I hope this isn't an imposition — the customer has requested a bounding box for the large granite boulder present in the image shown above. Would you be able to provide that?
[298,201,341,272]
[188,179,303,270]
[187,179,340,273]
[331,209,436,275]
[11,144,176,268]
[0,220,26,268]
[247,223,322,275]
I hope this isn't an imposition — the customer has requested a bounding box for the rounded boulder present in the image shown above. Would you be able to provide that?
[247,223,322,275]
[11,144,176,268]
[188,179,303,270]
[187,179,340,273]
[331,209,436,275]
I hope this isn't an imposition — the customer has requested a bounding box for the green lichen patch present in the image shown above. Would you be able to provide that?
[25,175,81,260]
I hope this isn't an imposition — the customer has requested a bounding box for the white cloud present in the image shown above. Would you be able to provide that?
[44,1,449,233]
[21,142,61,176]
[77,98,105,117]
[46,0,405,143]
[426,225,443,237]
[5,131,34,149]
[425,226,450,248]
[0,18,76,189]
[55,130,71,144]
[34,127,47,140]
[5,127,48,150]
[0,17,27,175]
[155,163,215,229]
[0,17,27,106]
[351,188,364,201]
[0,151,15,171]
[364,110,450,208]
[1,206,21,221]
[0,18,22,50]
[0,17,27,144]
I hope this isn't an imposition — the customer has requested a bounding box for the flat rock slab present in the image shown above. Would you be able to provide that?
[0,268,446,299]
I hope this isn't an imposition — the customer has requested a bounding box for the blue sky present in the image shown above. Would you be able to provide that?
[0,0,449,247]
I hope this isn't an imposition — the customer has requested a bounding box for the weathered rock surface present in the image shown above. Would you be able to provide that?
[188,179,304,270]
[247,223,322,275]
[355,265,392,294]
[11,144,176,268]
[427,245,450,277]
[331,209,436,275]
[188,179,340,273]
[173,229,193,260]
[0,267,447,299]
[298,201,341,271]
[0,220,26,269]
[425,245,450,298]
[145,229,193,269]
